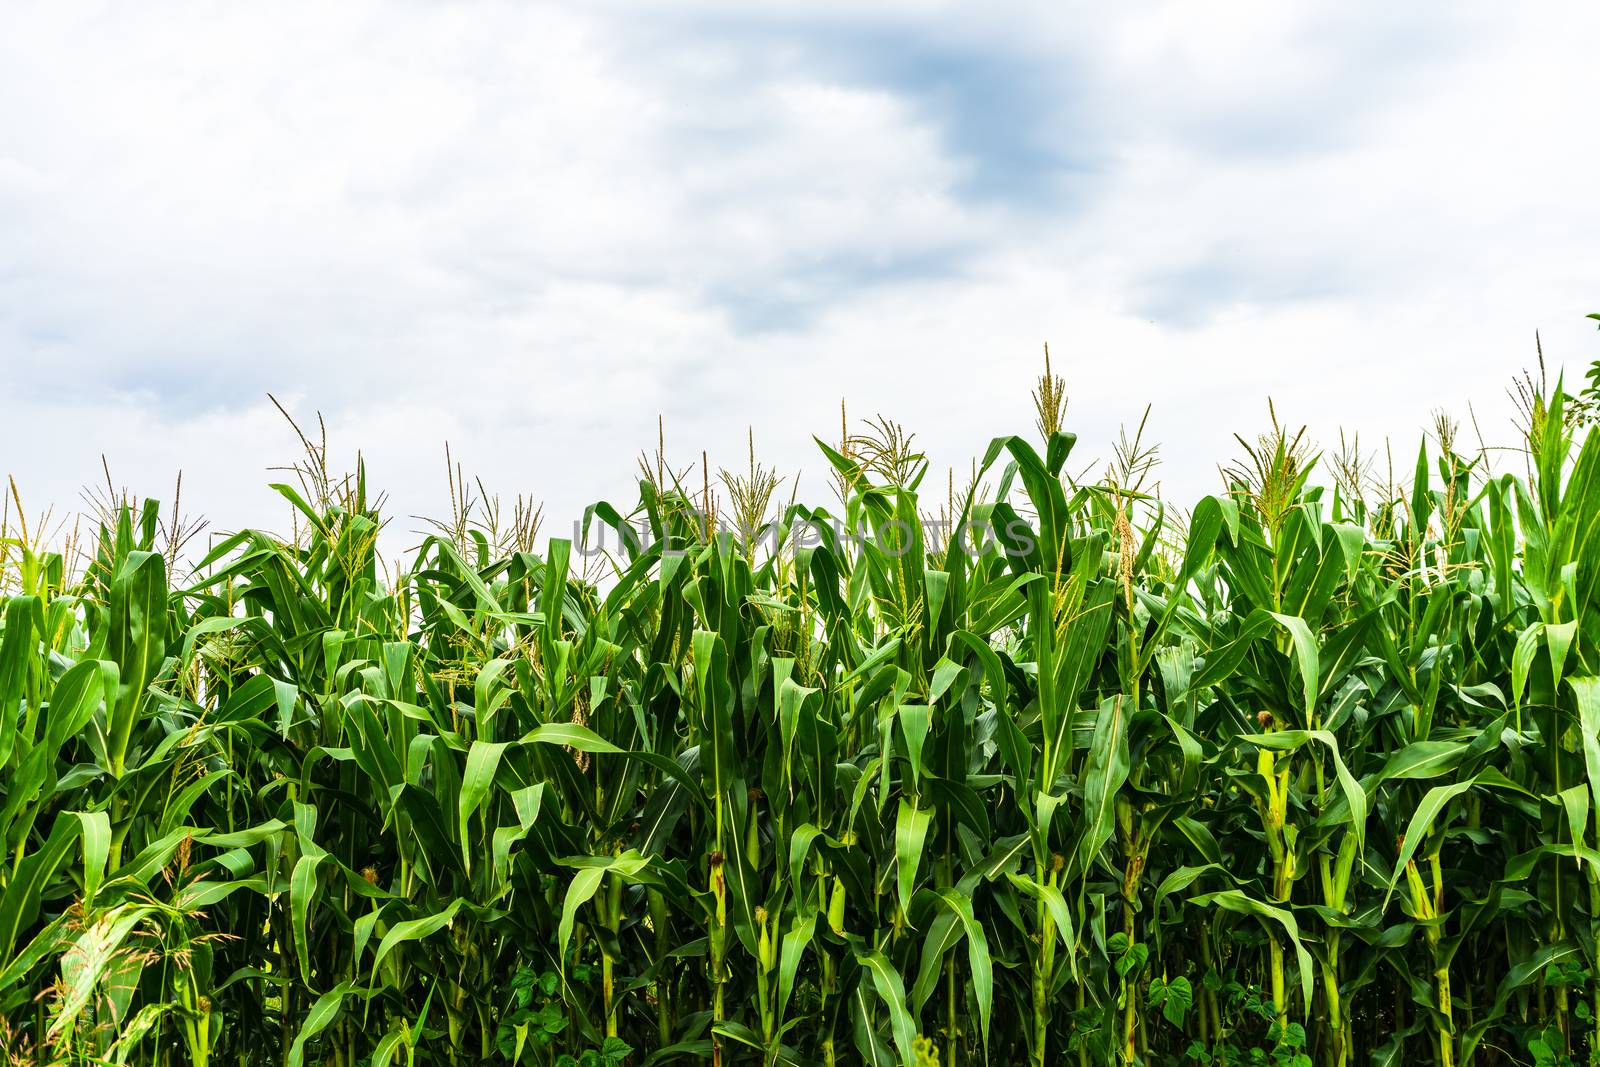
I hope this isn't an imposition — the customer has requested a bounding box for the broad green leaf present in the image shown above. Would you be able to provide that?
[855,947,919,1067]
[1071,696,1129,881]
[1189,890,1314,1012]
[457,739,509,875]
[894,800,932,921]
[372,900,465,981]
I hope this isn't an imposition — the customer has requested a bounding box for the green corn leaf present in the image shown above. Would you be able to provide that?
[372,900,466,982]
[1189,890,1314,1012]
[288,982,358,1067]
[934,887,993,1050]
[893,799,932,921]
[1071,696,1130,882]
[105,551,168,778]
[855,947,919,1067]
[457,739,509,875]
[0,814,81,961]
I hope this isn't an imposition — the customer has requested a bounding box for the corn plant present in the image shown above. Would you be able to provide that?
[3,318,1600,1066]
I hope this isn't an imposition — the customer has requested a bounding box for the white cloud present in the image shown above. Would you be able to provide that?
[2,1,1597,558]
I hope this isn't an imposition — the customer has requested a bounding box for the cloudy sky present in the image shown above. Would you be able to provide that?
[3,1,1597,558]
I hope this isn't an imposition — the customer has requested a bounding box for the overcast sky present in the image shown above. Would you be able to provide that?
[3,2,1597,560]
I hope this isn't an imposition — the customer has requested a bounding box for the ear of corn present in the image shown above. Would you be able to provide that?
[6,342,1600,1066]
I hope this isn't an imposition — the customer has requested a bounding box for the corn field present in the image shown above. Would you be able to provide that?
[5,343,1600,1067]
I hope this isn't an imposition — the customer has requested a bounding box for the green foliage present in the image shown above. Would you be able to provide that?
[6,328,1600,1066]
